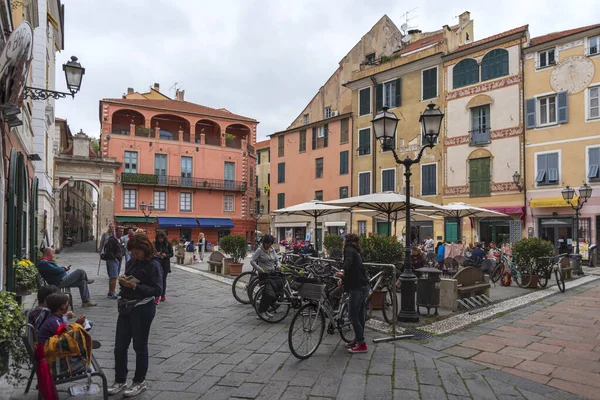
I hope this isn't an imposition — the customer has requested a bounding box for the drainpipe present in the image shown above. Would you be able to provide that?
[370,76,378,234]
[520,35,528,233]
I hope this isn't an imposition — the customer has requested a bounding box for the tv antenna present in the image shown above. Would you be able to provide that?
[170,82,183,95]
[399,7,418,44]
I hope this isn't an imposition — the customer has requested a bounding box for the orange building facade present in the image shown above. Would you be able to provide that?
[99,84,258,247]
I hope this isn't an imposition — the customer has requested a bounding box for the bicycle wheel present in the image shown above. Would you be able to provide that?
[289,303,325,359]
[247,277,261,304]
[381,288,398,325]
[537,272,549,288]
[337,302,353,343]
[490,262,504,283]
[253,286,290,323]
[232,271,255,304]
[365,297,373,321]
[555,268,566,293]
[515,268,532,288]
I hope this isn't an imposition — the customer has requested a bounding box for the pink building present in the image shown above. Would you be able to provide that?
[99,84,258,246]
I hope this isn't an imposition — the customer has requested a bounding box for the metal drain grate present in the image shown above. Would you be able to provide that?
[403,329,433,340]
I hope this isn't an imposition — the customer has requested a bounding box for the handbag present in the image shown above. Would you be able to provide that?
[117,298,139,316]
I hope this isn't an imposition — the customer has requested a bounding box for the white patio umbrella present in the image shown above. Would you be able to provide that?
[352,209,442,236]
[432,202,508,241]
[273,200,349,252]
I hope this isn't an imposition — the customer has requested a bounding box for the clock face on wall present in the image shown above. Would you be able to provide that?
[550,56,595,94]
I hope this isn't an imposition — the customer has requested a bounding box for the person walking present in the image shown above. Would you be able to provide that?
[197,233,206,262]
[154,231,173,303]
[121,227,134,264]
[99,223,115,254]
[335,233,369,354]
[107,233,162,398]
[104,227,124,300]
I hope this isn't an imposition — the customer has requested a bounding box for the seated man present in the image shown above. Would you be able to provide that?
[37,247,97,307]
[470,242,486,264]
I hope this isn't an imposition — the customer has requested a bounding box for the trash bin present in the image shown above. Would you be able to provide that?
[570,254,583,276]
[415,267,441,316]
[590,245,598,268]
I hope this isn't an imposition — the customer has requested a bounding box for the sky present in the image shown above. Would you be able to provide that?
[55,0,599,141]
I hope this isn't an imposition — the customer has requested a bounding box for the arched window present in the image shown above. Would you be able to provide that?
[453,58,479,89]
[481,49,509,81]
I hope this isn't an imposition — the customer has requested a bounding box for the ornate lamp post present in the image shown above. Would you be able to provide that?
[250,204,264,249]
[372,103,444,323]
[561,183,593,256]
[24,56,85,100]
[139,201,154,234]
[512,171,523,192]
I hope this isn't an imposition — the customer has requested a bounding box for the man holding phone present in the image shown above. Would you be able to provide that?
[37,247,97,307]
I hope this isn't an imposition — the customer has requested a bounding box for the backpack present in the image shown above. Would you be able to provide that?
[186,242,195,252]
[44,323,92,378]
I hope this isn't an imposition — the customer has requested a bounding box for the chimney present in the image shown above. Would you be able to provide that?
[459,11,470,27]
[175,89,185,101]
[153,83,160,91]
[127,87,134,94]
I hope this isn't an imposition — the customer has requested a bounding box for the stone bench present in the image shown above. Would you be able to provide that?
[208,251,224,274]
[440,267,491,311]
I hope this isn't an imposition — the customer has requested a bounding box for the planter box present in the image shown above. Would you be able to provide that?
[370,290,384,310]
[524,274,539,289]
[229,263,243,276]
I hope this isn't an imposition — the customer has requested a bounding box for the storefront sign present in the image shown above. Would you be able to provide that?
[0,22,33,105]
[530,196,579,208]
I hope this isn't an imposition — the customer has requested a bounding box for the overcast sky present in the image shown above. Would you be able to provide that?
[55,0,599,141]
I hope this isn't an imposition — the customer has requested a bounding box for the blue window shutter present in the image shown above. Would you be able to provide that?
[526,98,536,129]
[589,148,600,179]
[376,83,383,111]
[312,127,317,150]
[548,153,559,183]
[557,91,568,123]
[536,154,548,184]
[394,79,402,107]
[323,124,328,147]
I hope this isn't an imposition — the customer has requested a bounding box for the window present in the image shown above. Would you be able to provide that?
[257,152,261,164]
[422,67,438,101]
[277,162,285,183]
[277,193,285,209]
[469,157,491,197]
[311,125,329,149]
[317,126,325,138]
[453,58,479,89]
[481,49,509,81]
[315,190,323,201]
[589,86,599,120]
[536,152,559,186]
[181,156,192,186]
[376,79,401,111]
[588,35,599,55]
[324,107,332,119]
[124,151,138,173]
[588,147,600,182]
[153,191,166,210]
[266,150,270,162]
[340,118,349,143]
[124,189,136,209]
[358,221,367,235]
[224,162,235,189]
[339,151,349,175]
[315,158,323,178]
[267,173,270,185]
[470,105,491,145]
[526,92,568,128]
[358,128,371,156]
[358,172,371,195]
[539,95,557,125]
[365,53,376,64]
[538,48,556,69]
[278,135,284,157]
[303,114,309,125]
[180,192,191,211]
[339,186,348,199]
[299,130,306,152]
[154,154,167,184]
[359,87,371,116]
[250,167,254,187]
[223,194,234,212]
[381,169,395,192]
[421,164,437,196]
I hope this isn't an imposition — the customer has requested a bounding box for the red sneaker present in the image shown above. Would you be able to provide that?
[155,298,159,305]
[344,340,356,349]
[347,342,368,354]
[160,296,166,302]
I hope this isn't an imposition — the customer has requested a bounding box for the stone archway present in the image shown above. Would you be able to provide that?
[54,132,120,251]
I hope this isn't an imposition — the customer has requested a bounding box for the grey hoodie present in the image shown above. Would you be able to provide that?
[251,245,280,273]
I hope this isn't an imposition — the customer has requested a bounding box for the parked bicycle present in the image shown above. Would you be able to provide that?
[490,251,531,287]
[364,265,397,324]
[537,253,567,293]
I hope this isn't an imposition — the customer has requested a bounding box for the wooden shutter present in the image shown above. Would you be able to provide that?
[340,151,348,175]
[557,91,569,123]
[376,83,383,111]
[423,68,437,100]
[422,164,436,195]
[382,169,394,191]
[589,148,600,179]
[445,220,458,243]
[278,162,285,183]
[525,98,536,129]
[548,153,559,183]
[536,154,547,183]
[359,129,370,155]
[359,88,370,115]
[359,173,370,195]
[323,124,329,147]
[394,78,402,107]
[469,158,490,197]
[312,127,317,150]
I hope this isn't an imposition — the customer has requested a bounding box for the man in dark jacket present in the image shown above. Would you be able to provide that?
[104,226,124,299]
[37,247,97,307]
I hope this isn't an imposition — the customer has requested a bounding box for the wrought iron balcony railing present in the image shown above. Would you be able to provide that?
[469,128,491,146]
[121,173,247,191]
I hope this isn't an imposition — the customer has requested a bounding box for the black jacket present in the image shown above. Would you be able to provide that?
[342,245,368,291]
[154,240,174,273]
[119,258,163,300]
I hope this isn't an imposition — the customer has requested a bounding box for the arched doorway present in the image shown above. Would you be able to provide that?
[57,178,100,250]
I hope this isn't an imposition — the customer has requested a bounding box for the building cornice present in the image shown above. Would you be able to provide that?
[269,112,353,137]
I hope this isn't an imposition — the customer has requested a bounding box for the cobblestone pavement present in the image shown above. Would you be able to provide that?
[3,242,585,399]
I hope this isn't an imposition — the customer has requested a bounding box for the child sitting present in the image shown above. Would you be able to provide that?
[37,293,86,345]
[29,286,79,331]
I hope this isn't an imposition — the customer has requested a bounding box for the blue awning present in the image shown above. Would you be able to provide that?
[157,217,199,228]
[197,218,234,229]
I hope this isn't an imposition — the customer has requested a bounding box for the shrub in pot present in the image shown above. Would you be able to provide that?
[219,235,247,276]
[14,258,39,295]
[0,290,28,383]
[323,235,344,258]
[512,238,554,288]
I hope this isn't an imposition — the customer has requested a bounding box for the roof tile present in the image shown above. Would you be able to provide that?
[453,25,528,53]
[394,33,444,55]
[529,23,600,46]
[254,140,270,150]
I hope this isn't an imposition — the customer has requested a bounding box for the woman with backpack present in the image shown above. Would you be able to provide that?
[154,231,173,304]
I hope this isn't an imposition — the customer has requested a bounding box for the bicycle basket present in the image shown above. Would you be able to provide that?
[297,282,325,301]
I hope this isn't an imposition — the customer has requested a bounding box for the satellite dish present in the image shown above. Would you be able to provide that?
[401,23,408,32]
[402,35,412,43]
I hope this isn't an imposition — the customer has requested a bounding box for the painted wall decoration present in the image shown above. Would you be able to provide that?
[444,76,522,101]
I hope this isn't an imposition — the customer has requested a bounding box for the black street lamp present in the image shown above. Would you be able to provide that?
[250,204,264,249]
[561,183,593,256]
[139,201,154,234]
[512,171,523,192]
[24,56,85,100]
[372,103,444,323]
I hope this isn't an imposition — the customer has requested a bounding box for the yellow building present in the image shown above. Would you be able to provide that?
[524,24,600,254]
[344,12,473,241]
[442,25,528,246]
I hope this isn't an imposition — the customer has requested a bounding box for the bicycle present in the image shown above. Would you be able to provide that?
[288,277,354,359]
[490,252,531,288]
[364,265,398,324]
[537,253,567,293]
[232,268,259,304]
[252,271,304,323]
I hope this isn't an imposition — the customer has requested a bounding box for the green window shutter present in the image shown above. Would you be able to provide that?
[376,83,383,111]
[278,162,285,183]
[525,98,536,129]
[339,151,348,175]
[312,127,317,150]
[557,91,569,123]
[359,87,370,116]
[299,130,306,152]
[469,158,490,197]
[453,59,479,89]
[422,68,437,100]
[445,220,458,243]
[394,78,402,107]
[422,164,436,195]
[277,193,285,209]
[323,124,329,147]
[358,129,370,155]
[481,49,509,81]
[382,169,394,191]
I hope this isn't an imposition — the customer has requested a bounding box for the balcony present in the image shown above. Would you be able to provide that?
[121,173,247,192]
[469,128,491,146]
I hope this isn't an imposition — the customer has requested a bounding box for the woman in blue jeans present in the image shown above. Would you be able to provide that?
[107,233,163,398]
[336,233,369,354]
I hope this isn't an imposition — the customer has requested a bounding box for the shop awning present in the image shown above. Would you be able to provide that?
[530,196,579,208]
[197,218,234,229]
[157,217,199,228]
[324,221,346,227]
[115,216,156,223]
[274,222,308,228]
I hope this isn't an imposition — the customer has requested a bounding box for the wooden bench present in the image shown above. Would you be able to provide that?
[440,267,491,311]
[208,251,224,274]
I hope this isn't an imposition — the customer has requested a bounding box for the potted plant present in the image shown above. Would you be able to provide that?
[512,237,554,288]
[323,235,344,258]
[224,133,236,146]
[14,258,39,296]
[219,235,247,276]
[0,290,28,383]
